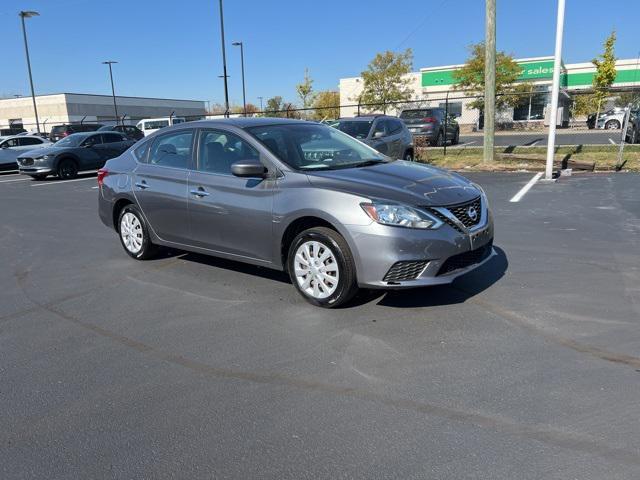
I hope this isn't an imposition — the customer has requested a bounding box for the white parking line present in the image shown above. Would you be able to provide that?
[510,172,543,203]
[460,141,476,146]
[0,177,30,184]
[608,138,616,145]
[529,140,539,147]
[31,177,96,187]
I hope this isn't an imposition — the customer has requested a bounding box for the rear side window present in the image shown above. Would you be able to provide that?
[148,130,193,169]
[134,142,150,162]
[102,133,123,143]
[400,110,433,119]
[19,137,42,146]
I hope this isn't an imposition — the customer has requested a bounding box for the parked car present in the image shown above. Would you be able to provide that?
[49,123,103,142]
[399,108,459,146]
[136,117,186,137]
[17,131,135,180]
[625,110,639,143]
[0,135,51,170]
[98,124,144,141]
[587,108,626,130]
[98,118,493,308]
[331,115,414,160]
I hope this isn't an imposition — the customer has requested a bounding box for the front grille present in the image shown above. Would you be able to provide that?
[446,196,482,228]
[20,157,34,166]
[383,260,429,282]
[429,209,465,233]
[437,242,493,276]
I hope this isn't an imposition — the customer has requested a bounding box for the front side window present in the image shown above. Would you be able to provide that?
[2,138,19,148]
[81,135,102,147]
[198,130,259,175]
[388,119,403,134]
[20,137,43,146]
[248,123,386,171]
[148,130,193,169]
[373,120,388,136]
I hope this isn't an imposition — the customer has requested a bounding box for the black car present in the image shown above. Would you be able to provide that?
[98,124,144,141]
[49,123,103,142]
[17,131,135,180]
[625,110,639,144]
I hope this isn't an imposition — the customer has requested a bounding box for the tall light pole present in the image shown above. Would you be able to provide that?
[218,0,230,117]
[258,96,264,112]
[544,0,566,181]
[483,0,496,163]
[232,41,247,116]
[19,10,41,134]
[102,61,119,124]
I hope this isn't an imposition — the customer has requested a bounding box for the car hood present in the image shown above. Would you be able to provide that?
[17,145,67,158]
[305,160,480,206]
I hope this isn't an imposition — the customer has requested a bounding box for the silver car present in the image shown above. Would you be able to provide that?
[98,118,494,308]
[0,135,51,170]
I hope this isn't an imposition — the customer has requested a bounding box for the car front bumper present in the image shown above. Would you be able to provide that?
[347,208,495,289]
[19,166,53,176]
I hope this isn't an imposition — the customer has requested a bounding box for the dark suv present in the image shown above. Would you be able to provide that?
[399,108,459,146]
[332,115,414,160]
[49,123,103,142]
[98,124,144,141]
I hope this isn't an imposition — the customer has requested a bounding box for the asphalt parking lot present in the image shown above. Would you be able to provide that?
[2,169,640,479]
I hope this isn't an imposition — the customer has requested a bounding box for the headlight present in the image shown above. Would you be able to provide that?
[361,203,441,229]
[34,154,52,161]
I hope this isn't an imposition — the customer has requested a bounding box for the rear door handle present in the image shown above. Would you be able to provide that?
[190,187,210,197]
[135,181,149,189]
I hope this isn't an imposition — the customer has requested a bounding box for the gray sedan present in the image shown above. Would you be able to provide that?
[98,118,494,308]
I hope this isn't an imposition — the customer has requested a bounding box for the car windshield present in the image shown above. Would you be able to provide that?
[247,123,387,171]
[332,120,372,139]
[54,134,84,147]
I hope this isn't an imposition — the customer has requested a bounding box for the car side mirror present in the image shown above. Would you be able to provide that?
[231,160,268,178]
[373,131,385,139]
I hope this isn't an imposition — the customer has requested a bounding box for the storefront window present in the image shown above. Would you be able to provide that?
[513,93,547,121]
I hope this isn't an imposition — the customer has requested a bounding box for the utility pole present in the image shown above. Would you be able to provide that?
[232,41,247,116]
[218,0,230,117]
[544,0,566,181]
[102,61,119,124]
[258,96,263,111]
[483,0,496,163]
[19,11,41,134]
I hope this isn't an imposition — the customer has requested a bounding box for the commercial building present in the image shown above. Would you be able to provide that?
[339,57,640,128]
[0,93,206,133]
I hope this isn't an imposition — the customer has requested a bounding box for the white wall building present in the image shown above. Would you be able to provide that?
[0,93,206,133]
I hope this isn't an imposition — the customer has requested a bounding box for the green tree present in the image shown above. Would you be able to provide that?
[264,96,285,117]
[592,31,617,121]
[358,49,413,113]
[311,90,340,120]
[452,42,523,111]
[296,68,315,118]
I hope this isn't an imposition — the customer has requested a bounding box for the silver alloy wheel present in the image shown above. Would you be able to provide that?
[294,240,339,299]
[120,212,143,254]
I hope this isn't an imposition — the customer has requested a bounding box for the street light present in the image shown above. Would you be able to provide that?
[232,41,246,116]
[102,61,119,124]
[257,96,263,112]
[217,0,230,117]
[19,10,40,134]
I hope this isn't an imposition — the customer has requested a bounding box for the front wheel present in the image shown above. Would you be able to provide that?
[605,120,621,130]
[288,227,358,308]
[403,150,414,161]
[57,158,78,179]
[431,132,443,147]
[117,204,159,260]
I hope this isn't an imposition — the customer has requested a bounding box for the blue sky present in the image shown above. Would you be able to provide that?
[3,0,640,106]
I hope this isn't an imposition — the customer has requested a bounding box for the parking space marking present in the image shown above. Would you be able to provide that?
[460,141,476,146]
[31,177,96,187]
[509,172,543,203]
[0,177,30,184]
[608,138,616,145]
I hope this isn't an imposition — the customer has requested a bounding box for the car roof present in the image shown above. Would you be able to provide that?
[1,134,44,141]
[336,116,388,121]
[174,117,321,129]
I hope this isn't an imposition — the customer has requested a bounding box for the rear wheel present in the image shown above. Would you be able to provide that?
[605,120,621,130]
[451,129,460,145]
[431,131,444,147]
[288,227,358,308]
[117,204,159,260]
[57,158,78,179]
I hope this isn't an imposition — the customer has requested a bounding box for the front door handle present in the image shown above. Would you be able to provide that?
[190,187,210,197]
[135,181,149,189]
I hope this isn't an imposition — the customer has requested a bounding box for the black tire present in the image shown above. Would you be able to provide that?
[605,120,621,130]
[431,131,444,147]
[451,129,460,145]
[403,150,414,161]
[57,158,78,179]
[117,204,159,260]
[287,226,358,308]
[31,174,48,181]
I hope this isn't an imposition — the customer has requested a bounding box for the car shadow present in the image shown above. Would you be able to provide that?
[360,246,508,308]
